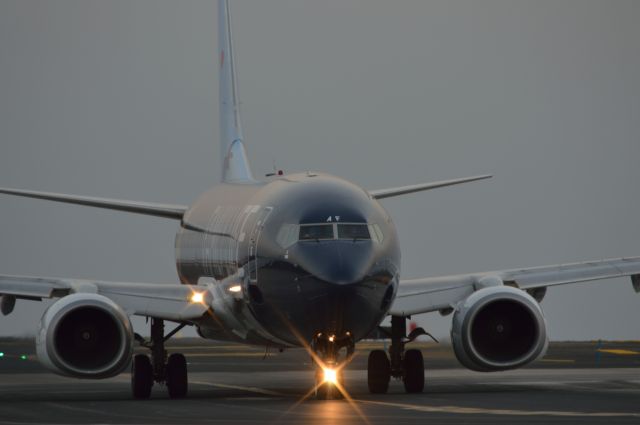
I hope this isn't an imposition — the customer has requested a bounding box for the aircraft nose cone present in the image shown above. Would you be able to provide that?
[291,241,375,285]
[248,241,397,344]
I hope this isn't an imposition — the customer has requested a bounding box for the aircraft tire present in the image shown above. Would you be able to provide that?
[166,353,188,399]
[131,354,153,399]
[316,382,329,400]
[402,349,424,393]
[367,349,391,394]
[314,367,344,400]
[330,369,345,399]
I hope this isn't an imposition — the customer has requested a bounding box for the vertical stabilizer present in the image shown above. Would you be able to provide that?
[218,0,255,183]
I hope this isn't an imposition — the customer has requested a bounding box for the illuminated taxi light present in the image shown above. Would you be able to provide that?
[190,292,205,304]
[228,285,242,293]
[323,368,337,385]
[20,355,27,361]
[0,352,4,358]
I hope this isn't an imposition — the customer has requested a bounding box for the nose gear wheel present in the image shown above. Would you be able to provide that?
[311,332,354,400]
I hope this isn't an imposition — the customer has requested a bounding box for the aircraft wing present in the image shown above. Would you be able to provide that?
[390,256,640,316]
[0,275,210,321]
[0,187,188,220]
[369,175,492,200]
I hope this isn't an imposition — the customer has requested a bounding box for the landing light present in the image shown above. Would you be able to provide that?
[323,367,337,385]
[228,285,242,293]
[190,292,205,304]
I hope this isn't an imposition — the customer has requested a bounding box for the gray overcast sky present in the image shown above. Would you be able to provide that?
[1,0,639,340]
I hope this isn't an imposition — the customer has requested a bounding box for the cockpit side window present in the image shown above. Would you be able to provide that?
[299,224,335,241]
[276,224,299,248]
[337,223,371,240]
[368,224,384,243]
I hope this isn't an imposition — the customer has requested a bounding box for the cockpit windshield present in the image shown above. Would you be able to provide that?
[299,224,334,241]
[337,224,370,240]
[277,222,383,247]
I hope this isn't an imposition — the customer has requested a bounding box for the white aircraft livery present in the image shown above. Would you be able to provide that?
[1,0,639,400]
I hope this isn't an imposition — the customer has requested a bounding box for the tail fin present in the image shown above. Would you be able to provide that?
[218,0,254,183]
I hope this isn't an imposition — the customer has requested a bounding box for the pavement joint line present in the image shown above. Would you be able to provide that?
[356,400,640,417]
[42,402,165,422]
[43,402,115,416]
[191,380,285,397]
[184,353,277,358]
[539,359,575,363]
[223,396,275,401]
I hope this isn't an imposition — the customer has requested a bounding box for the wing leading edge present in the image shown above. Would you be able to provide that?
[391,256,640,317]
[0,187,187,220]
[0,275,209,321]
[369,175,492,200]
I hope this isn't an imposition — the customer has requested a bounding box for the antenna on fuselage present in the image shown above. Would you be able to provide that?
[218,0,255,183]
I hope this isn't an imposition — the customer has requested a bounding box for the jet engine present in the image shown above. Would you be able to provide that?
[36,293,134,379]
[451,285,548,371]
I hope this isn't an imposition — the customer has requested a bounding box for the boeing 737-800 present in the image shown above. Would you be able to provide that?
[1,0,639,400]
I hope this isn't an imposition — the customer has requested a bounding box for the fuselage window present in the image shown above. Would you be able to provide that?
[337,224,371,240]
[299,224,335,241]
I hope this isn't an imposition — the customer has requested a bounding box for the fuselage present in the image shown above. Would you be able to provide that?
[175,173,401,347]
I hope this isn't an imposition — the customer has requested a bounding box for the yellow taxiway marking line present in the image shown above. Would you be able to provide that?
[357,400,640,418]
[597,349,640,356]
[191,380,284,397]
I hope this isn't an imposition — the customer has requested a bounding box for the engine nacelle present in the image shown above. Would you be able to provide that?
[36,293,134,379]
[451,286,548,372]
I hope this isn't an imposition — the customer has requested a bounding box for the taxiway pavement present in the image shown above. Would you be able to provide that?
[0,339,638,424]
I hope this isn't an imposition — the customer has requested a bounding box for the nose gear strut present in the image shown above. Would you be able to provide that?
[311,332,355,400]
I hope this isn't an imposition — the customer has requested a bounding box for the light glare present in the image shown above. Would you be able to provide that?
[228,285,242,293]
[323,368,337,385]
[191,292,205,304]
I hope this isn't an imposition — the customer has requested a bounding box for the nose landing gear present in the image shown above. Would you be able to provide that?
[131,318,189,399]
[367,315,436,394]
[311,332,354,400]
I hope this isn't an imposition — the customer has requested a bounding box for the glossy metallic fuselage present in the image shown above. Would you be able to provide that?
[175,173,400,347]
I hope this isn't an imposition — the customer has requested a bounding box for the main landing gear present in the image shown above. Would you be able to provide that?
[131,318,189,399]
[311,332,355,400]
[367,315,436,394]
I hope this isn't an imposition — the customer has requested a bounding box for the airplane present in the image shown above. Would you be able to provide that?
[1,0,639,400]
